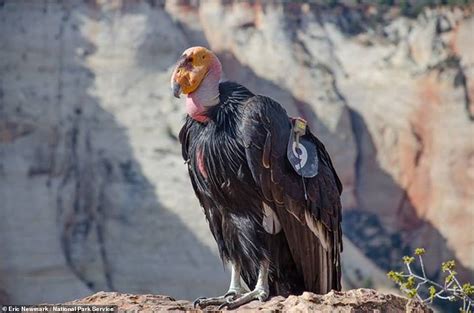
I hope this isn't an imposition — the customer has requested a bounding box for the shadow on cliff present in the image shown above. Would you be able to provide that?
[47,2,226,302]
[347,108,473,310]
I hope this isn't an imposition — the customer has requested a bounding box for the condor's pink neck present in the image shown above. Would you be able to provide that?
[185,60,222,123]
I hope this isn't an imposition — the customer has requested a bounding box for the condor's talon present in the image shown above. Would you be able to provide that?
[218,261,270,310]
[192,297,206,308]
[218,288,269,310]
[218,300,231,311]
[192,293,237,309]
[193,263,247,308]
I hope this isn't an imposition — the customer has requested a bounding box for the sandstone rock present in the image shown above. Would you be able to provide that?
[331,5,474,281]
[63,289,431,312]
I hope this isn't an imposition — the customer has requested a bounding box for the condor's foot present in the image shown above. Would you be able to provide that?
[194,262,246,309]
[218,286,269,310]
[193,288,246,309]
[219,260,270,310]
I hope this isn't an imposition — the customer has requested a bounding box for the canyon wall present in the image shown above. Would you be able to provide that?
[0,0,472,304]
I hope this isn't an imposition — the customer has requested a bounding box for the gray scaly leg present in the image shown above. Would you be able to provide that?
[219,260,270,310]
[193,263,247,308]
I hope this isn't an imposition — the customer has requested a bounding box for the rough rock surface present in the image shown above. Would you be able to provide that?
[64,289,431,312]
[0,0,473,305]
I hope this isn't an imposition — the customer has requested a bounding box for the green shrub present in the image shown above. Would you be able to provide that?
[387,248,473,312]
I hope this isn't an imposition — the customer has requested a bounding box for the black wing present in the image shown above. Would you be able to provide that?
[241,95,343,293]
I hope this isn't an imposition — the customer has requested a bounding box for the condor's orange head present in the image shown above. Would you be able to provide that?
[170,46,220,98]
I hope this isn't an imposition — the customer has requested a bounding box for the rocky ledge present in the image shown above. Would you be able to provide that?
[64,289,432,312]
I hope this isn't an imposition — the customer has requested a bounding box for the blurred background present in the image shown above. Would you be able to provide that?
[0,0,473,306]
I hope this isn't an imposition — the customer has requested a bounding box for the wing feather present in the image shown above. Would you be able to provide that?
[241,95,343,293]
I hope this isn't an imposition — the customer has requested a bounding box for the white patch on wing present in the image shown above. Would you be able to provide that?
[262,203,282,234]
[304,211,328,251]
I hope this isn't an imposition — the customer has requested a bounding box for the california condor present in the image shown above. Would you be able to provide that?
[171,46,343,309]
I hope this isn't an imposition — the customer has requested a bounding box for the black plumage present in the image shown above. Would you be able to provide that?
[179,81,343,296]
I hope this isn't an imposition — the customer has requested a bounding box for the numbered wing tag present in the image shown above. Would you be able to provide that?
[287,122,319,178]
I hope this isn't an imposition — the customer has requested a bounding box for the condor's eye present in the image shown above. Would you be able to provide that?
[187,56,194,63]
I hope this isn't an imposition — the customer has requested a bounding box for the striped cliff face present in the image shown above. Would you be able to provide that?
[1,0,473,306]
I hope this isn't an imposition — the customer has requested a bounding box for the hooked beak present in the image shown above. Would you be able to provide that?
[172,82,182,98]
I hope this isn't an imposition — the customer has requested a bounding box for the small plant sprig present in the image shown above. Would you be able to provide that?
[387,248,474,313]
